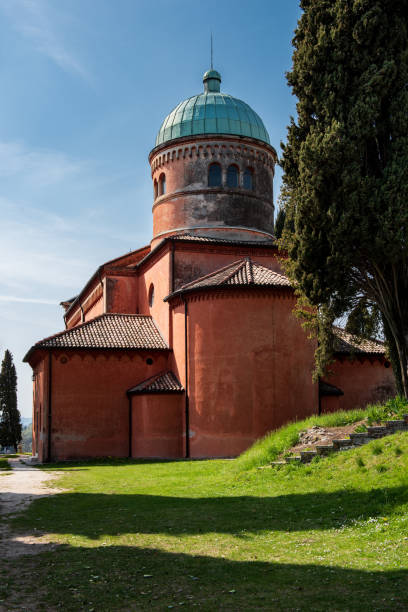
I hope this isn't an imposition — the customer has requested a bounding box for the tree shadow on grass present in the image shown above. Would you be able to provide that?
[37,457,193,471]
[10,484,408,538]
[1,543,408,611]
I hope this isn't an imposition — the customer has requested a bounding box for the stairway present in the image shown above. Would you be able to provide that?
[272,415,408,466]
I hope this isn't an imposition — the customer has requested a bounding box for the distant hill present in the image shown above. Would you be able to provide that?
[21,417,32,428]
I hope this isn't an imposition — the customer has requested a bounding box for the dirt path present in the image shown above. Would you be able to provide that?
[0,458,63,558]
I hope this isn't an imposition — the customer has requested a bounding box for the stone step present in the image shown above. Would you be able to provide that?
[385,420,408,430]
[315,445,334,455]
[366,426,388,438]
[332,438,353,450]
[276,422,408,469]
[300,450,318,463]
[285,455,301,464]
[349,432,369,445]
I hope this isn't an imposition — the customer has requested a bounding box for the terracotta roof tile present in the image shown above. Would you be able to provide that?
[127,371,183,394]
[24,314,168,361]
[166,258,291,300]
[333,326,385,355]
[170,233,275,245]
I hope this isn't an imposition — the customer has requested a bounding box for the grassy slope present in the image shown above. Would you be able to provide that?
[2,433,408,610]
[234,407,367,471]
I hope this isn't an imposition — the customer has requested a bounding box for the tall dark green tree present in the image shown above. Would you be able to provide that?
[0,350,22,451]
[274,207,286,239]
[280,0,408,397]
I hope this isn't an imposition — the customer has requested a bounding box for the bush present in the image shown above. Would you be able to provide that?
[366,396,408,426]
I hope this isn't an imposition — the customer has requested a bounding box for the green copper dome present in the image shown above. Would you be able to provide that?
[155,70,270,147]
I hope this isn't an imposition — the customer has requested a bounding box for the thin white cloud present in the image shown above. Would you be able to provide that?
[0,141,83,187]
[1,0,90,81]
[0,296,56,305]
[0,138,149,315]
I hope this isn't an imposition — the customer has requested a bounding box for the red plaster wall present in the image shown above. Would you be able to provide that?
[48,350,170,461]
[324,359,396,411]
[84,296,104,322]
[138,249,171,343]
[169,302,186,385]
[32,355,48,461]
[105,275,138,314]
[182,291,318,458]
[320,395,341,414]
[131,394,184,458]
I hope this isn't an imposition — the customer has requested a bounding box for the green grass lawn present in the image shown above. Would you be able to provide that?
[0,457,11,471]
[2,429,408,610]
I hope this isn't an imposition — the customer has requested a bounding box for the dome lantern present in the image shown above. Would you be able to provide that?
[203,69,221,93]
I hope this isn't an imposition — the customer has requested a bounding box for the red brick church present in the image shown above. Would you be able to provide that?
[24,69,395,462]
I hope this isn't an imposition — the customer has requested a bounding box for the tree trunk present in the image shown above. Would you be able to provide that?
[380,306,408,399]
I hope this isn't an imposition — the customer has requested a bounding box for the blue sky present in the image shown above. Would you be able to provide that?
[0,0,301,417]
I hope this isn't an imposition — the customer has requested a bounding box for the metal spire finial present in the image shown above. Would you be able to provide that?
[211,33,213,70]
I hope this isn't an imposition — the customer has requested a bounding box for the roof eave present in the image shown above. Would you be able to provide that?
[127,388,184,396]
[164,283,293,302]
[23,344,171,364]
[64,245,150,319]
[333,350,385,358]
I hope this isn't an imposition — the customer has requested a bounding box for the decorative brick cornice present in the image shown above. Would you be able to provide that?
[149,134,277,165]
[150,137,276,176]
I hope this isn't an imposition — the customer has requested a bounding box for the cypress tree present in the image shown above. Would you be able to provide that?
[0,350,22,452]
[281,0,408,396]
[274,208,286,239]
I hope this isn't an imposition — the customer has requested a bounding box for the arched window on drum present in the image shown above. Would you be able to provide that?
[153,179,158,199]
[208,162,222,187]
[226,164,239,188]
[159,173,166,196]
[243,168,254,190]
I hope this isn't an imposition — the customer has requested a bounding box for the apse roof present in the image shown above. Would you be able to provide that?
[24,314,168,361]
[165,257,291,300]
[170,233,275,245]
[155,70,270,147]
[333,327,385,355]
[127,371,183,395]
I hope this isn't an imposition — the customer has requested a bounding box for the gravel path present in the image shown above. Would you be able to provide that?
[0,458,63,558]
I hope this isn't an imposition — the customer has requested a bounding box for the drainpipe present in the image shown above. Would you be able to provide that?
[184,298,190,458]
[47,351,53,462]
[170,241,175,293]
[128,393,132,458]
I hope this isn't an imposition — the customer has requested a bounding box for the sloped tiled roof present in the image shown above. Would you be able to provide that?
[127,371,183,395]
[169,233,275,246]
[24,314,168,361]
[333,326,385,355]
[166,258,291,300]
